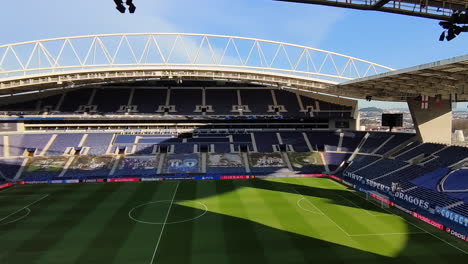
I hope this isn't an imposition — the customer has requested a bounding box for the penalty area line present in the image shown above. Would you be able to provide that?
[0,194,49,223]
[292,188,351,236]
[149,181,180,264]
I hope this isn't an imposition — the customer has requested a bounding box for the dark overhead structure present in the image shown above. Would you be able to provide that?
[114,0,136,13]
[276,0,468,40]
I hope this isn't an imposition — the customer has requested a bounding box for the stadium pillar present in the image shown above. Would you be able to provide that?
[407,97,452,144]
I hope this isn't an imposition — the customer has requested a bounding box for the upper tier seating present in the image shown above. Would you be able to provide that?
[253,132,279,152]
[274,90,302,117]
[9,134,52,156]
[395,143,445,161]
[240,89,273,115]
[359,133,392,154]
[46,134,83,156]
[170,89,202,115]
[306,131,340,151]
[84,133,114,155]
[206,89,238,115]
[60,89,93,112]
[352,158,408,180]
[346,155,380,172]
[280,132,310,152]
[132,89,167,113]
[323,153,350,172]
[375,133,415,155]
[341,132,365,152]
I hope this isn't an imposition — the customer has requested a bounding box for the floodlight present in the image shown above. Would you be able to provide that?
[126,0,136,13]
[114,0,126,13]
[446,28,456,41]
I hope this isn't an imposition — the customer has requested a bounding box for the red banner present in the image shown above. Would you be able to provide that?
[108,178,139,182]
[329,175,342,182]
[220,176,249,180]
[0,182,13,189]
[412,212,444,230]
[370,193,394,206]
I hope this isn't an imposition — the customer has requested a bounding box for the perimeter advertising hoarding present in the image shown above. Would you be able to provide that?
[445,227,468,242]
[435,206,468,228]
[0,183,13,189]
[412,212,444,230]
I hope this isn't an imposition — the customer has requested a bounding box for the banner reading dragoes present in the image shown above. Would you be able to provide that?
[164,154,200,173]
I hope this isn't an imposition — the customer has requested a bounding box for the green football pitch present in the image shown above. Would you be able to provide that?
[1,177,468,264]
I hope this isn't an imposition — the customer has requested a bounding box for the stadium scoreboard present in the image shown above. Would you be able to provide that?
[381,114,403,128]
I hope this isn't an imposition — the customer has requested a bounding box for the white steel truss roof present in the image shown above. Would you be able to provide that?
[334,54,468,101]
[0,33,392,96]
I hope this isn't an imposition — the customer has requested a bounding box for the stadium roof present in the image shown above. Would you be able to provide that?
[276,0,467,20]
[332,54,468,101]
[0,33,466,102]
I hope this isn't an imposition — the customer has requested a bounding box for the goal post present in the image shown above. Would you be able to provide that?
[366,191,391,208]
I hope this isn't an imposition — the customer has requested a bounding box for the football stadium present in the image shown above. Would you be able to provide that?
[1,1,468,263]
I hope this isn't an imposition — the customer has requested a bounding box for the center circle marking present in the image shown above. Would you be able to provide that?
[128,200,208,225]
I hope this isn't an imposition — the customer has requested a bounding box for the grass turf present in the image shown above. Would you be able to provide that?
[0,177,468,263]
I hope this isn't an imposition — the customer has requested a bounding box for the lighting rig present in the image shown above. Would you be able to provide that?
[114,0,136,13]
[439,10,468,41]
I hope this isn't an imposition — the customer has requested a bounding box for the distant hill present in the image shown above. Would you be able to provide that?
[359,107,384,113]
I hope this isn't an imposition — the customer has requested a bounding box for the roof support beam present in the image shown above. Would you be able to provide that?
[372,0,391,9]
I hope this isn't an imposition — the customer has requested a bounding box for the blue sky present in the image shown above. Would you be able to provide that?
[0,0,467,109]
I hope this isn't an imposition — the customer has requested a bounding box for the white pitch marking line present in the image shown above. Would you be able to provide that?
[344,187,468,255]
[0,194,49,223]
[294,185,426,238]
[0,186,14,193]
[149,181,180,264]
[349,232,426,237]
[0,193,50,197]
[293,188,351,236]
[335,193,388,217]
[293,189,324,216]
[296,198,324,215]
[0,208,31,226]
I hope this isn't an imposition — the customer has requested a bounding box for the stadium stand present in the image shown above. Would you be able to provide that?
[205,89,238,115]
[3,80,468,226]
[93,88,131,113]
[170,89,202,115]
[132,88,167,113]
[45,134,83,156]
[8,134,52,157]
[84,133,114,155]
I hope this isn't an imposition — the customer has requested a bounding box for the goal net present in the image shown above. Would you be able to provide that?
[366,191,391,208]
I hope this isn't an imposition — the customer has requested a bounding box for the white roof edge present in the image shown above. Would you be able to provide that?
[340,54,468,85]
